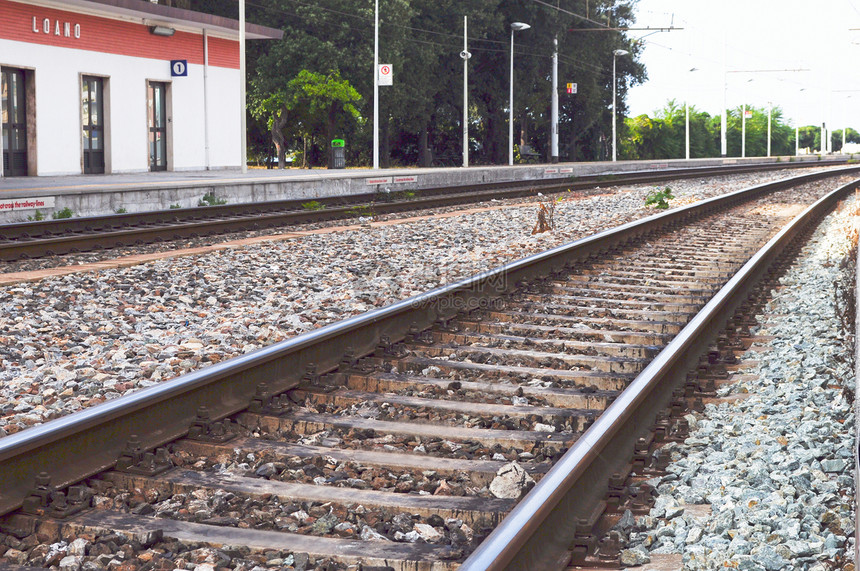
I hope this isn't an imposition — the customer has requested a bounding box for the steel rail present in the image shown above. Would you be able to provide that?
[458,177,860,570]
[0,166,856,521]
[0,160,848,261]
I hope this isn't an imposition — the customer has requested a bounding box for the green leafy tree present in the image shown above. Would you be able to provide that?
[832,128,860,152]
[798,125,820,153]
[192,0,645,166]
[622,100,717,160]
[722,105,793,157]
[251,70,361,168]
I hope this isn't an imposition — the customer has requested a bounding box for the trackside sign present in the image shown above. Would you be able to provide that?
[0,197,56,211]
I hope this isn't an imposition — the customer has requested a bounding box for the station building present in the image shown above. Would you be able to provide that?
[0,0,282,177]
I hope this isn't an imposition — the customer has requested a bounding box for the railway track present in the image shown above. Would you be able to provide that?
[0,161,847,262]
[0,167,858,570]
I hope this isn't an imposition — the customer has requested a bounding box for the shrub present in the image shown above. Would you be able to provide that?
[644,187,674,210]
[198,193,227,206]
[348,204,374,221]
[301,200,325,211]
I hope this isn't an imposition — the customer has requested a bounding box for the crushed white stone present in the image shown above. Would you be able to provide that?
[0,169,845,436]
[621,195,857,570]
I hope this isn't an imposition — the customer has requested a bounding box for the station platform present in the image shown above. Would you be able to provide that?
[0,155,839,223]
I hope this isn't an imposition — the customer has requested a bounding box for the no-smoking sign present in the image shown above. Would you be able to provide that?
[378,63,393,86]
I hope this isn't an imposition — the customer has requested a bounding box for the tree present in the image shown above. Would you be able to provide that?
[251,70,361,168]
[832,128,860,152]
[798,126,820,154]
[620,101,805,160]
[192,0,646,167]
[622,100,718,160]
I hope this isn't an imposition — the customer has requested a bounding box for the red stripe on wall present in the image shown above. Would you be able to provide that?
[208,36,239,69]
[0,0,239,69]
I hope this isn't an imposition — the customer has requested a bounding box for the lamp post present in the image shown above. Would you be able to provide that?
[612,49,628,162]
[685,67,698,160]
[509,22,530,166]
[551,36,559,163]
[461,16,471,167]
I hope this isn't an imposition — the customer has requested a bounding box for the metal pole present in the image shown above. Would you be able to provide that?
[239,0,246,173]
[685,100,690,160]
[828,71,833,154]
[373,0,379,170]
[796,88,804,157]
[551,36,559,163]
[0,75,3,177]
[612,53,617,162]
[822,123,826,154]
[767,102,772,157]
[509,28,515,166]
[685,68,699,159]
[463,16,469,168]
[741,103,746,158]
[843,98,848,152]
[721,33,727,157]
[203,29,210,170]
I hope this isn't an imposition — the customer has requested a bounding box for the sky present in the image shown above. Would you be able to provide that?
[625,0,860,130]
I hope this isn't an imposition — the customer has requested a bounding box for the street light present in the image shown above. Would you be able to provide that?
[551,36,559,163]
[612,49,628,162]
[685,67,698,160]
[509,22,530,166]
[461,16,471,167]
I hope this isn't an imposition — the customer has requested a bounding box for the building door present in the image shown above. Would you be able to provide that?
[1,68,28,177]
[81,76,105,174]
[147,81,167,171]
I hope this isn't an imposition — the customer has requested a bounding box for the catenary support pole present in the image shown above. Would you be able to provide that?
[767,102,772,158]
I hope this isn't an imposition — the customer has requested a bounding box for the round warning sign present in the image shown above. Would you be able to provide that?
[378,64,393,86]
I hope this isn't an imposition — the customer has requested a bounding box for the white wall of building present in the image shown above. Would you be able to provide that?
[205,65,242,170]
[0,37,240,176]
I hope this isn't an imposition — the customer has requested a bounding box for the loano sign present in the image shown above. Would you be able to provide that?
[32,16,81,39]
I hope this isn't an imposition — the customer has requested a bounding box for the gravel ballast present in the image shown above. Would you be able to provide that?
[0,168,850,437]
[618,198,858,570]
